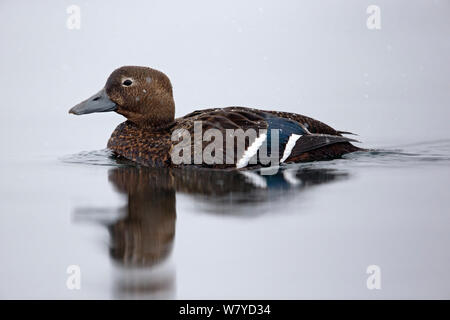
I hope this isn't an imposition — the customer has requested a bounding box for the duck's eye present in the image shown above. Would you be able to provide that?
[122,79,133,86]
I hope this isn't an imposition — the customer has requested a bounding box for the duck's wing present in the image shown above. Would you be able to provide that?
[172,107,359,168]
[232,107,361,164]
[173,108,268,168]
[252,110,359,165]
[258,109,343,136]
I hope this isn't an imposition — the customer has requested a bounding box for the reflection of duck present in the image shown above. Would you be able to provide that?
[69,66,361,169]
[73,164,349,298]
[170,165,349,215]
[75,165,349,265]
[107,168,176,267]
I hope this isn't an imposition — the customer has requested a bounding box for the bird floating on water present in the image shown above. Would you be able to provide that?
[69,66,361,169]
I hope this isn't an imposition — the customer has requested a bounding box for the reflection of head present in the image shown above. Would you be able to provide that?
[107,167,176,268]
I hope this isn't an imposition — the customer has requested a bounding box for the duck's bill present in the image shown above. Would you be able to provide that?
[69,88,117,115]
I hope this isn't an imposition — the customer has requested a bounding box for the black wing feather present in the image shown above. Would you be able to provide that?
[289,134,359,156]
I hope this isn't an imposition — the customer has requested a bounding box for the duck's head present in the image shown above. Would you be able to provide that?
[69,66,175,128]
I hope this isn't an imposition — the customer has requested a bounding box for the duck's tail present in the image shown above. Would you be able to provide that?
[337,130,359,136]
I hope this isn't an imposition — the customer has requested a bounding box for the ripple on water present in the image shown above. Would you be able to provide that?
[60,149,132,167]
[340,139,450,169]
[60,139,450,170]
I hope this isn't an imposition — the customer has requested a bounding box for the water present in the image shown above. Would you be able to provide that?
[1,0,450,300]
[1,140,449,299]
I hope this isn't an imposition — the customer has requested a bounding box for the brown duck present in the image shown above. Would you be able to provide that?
[69,66,361,168]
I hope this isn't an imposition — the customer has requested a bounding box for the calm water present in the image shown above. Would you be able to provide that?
[1,0,449,300]
[1,140,449,299]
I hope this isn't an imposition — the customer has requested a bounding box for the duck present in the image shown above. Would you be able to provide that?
[69,66,361,169]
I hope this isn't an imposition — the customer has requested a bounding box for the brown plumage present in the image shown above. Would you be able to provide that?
[69,66,361,168]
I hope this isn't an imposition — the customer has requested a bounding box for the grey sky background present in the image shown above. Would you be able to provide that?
[0,0,449,159]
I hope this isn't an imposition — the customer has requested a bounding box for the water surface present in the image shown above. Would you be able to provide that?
[1,140,449,299]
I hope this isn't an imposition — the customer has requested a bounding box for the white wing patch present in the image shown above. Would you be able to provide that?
[236,133,268,169]
[280,134,302,163]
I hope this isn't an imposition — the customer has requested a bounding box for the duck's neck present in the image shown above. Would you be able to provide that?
[127,98,175,131]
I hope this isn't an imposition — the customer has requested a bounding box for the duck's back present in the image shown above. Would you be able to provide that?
[171,106,360,168]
